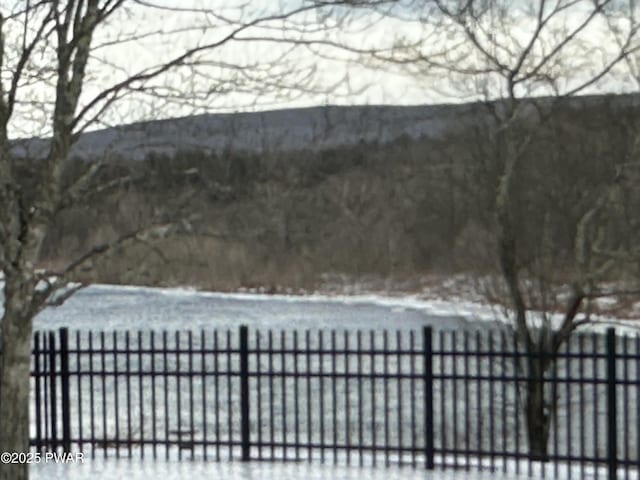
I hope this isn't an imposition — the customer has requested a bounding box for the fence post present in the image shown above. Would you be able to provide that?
[33,332,43,452]
[59,328,71,454]
[239,325,250,461]
[606,328,617,480]
[423,326,434,470]
[48,331,58,451]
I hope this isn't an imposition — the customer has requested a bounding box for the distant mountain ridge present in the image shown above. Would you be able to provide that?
[12,103,484,161]
[12,93,640,161]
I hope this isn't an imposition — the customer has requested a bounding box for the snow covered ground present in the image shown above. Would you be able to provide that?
[30,454,640,480]
[30,457,533,480]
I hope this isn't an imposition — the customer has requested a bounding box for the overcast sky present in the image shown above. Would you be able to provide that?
[3,0,639,137]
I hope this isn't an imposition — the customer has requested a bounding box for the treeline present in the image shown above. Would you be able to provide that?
[34,94,640,291]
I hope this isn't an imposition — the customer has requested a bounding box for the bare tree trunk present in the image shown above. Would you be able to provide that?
[524,356,551,461]
[495,126,555,460]
[0,275,35,480]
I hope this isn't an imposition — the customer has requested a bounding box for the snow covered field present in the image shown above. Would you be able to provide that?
[30,457,527,480]
[28,452,638,480]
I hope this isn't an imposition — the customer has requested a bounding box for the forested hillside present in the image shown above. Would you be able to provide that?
[29,94,640,293]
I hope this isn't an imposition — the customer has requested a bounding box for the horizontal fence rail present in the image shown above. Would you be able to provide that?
[10,326,640,479]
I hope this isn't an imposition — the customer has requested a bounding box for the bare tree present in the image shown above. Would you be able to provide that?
[351,0,640,459]
[0,1,382,478]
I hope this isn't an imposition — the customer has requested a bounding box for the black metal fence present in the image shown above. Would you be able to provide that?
[25,326,640,479]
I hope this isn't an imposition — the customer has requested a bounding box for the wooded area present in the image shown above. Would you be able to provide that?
[33,94,640,298]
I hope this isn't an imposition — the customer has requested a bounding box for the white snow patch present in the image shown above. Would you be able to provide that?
[594,296,619,308]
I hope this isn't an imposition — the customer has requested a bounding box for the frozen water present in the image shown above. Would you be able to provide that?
[27,284,640,334]
[32,284,496,332]
[12,284,640,479]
